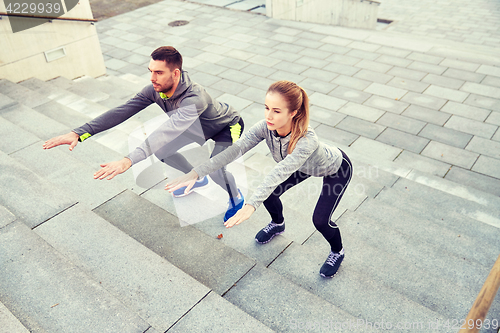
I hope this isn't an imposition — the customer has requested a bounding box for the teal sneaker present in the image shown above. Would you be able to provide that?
[224,189,244,222]
[172,176,209,197]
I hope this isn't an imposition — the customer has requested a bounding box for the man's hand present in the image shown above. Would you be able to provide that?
[165,170,199,195]
[43,132,80,151]
[94,158,132,180]
[224,204,255,228]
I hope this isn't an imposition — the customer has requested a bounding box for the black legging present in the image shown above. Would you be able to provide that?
[263,150,352,252]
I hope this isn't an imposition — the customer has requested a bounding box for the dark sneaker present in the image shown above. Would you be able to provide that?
[224,189,244,222]
[255,221,285,244]
[173,176,209,197]
[320,248,344,278]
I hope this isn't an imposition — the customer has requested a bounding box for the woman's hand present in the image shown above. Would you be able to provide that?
[224,204,255,228]
[165,170,199,195]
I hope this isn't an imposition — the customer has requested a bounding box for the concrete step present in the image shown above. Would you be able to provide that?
[34,203,274,332]
[353,199,494,284]
[391,175,500,229]
[92,189,256,296]
[0,150,75,229]
[0,301,30,333]
[0,116,40,155]
[10,142,129,210]
[0,221,151,333]
[374,187,500,256]
[269,242,446,333]
[0,204,16,229]
[303,210,482,321]
[0,103,68,140]
[0,93,18,110]
[223,264,378,333]
[33,100,92,130]
[0,79,51,109]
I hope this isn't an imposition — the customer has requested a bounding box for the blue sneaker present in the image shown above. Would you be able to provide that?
[224,189,244,222]
[172,176,209,197]
[320,248,344,278]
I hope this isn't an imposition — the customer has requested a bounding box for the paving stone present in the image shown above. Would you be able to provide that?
[421,141,479,169]
[0,116,40,155]
[485,111,500,127]
[331,75,371,90]
[237,86,267,104]
[314,124,359,146]
[386,67,427,81]
[218,68,254,83]
[300,68,338,82]
[217,93,253,111]
[35,205,211,332]
[423,85,469,102]
[272,60,308,74]
[461,82,500,99]
[408,61,447,75]
[376,113,426,135]
[353,69,394,84]
[345,49,379,61]
[246,54,281,68]
[376,46,412,58]
[421,74,465,89]
[445,166,500,197]
[215,57,248,70]
[362,95,409,115]
[472,155,500,179]
[377,128,429,153]
[0,301,29,332]
[464,94,500,112]
[418,123,472,149]
[0,222,149,333]
[439,59,480,72]
[299,78,337,94]
[440,101,491,122]
[375,54,413,68]
[406,52,443,65]
[402,105,451,126]
[387,77,429,93]
[318,43,351,55]
[240,63,277,78]
[336,116,386,139]
[401,91,447,110]
[350,136,402,161]
[190,72,222,87]
[476,64,500,78]
[442,68,485,83]
[211,79,247,95]
[323,63,360,76]
[309,106,346,127]
[321,35,352,46]
[482,76,500,88]
[465,136,500,159]
[0,80,51,109]
[354,59,393,73]
[337,102,384,122]
[445,115,497,139]
[364,82,408,100]
[328,86,372,104]
[394,150,451,177]
[93,190,255,295]
[309,92,347,111]
[325,54,361,66]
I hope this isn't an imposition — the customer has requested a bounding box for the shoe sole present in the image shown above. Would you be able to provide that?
[255,230,284,244]
[172,182,209,198]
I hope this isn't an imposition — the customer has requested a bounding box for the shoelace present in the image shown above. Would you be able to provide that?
[325,252,341,266]
[263,222,279,233]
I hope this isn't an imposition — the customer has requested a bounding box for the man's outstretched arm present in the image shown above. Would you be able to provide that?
[43,132,80,151]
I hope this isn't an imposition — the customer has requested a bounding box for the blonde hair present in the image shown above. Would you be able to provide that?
[267,80,310,154]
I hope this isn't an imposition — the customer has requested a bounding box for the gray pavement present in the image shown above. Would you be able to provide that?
[1,0,500,331]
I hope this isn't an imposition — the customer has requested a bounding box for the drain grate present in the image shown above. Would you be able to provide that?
[168,20,189,27]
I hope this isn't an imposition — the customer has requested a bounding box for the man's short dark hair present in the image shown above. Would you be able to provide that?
[151,46,183,71]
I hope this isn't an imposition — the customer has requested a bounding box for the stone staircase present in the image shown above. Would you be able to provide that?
[1,74,499,333]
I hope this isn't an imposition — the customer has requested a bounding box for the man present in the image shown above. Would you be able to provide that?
[43,46,245,221]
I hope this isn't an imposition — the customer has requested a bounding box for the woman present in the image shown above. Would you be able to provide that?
[166,81,353,278]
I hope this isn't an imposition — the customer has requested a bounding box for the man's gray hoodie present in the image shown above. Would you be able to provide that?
[73,71,240,165]
[194,119,343,209]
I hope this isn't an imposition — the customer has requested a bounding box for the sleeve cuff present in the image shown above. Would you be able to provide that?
[78,133,92,142]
